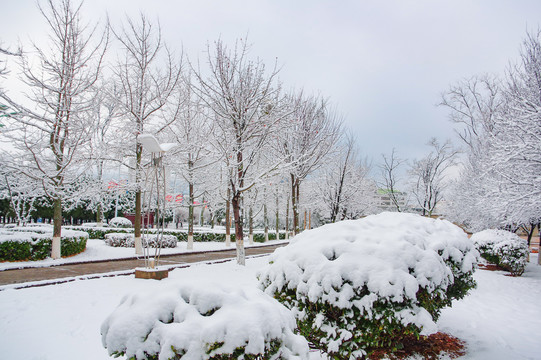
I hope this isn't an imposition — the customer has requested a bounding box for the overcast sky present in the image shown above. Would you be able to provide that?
[3,0,541,164]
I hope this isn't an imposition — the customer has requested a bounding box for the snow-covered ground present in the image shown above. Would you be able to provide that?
[0,249,539,359]
[0,238,288,271]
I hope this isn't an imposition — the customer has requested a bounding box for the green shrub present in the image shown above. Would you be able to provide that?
[259,213,477,359]
[471,229,529,276]
[101,283,309,359]
[0,239,32,261]
[0,228,88,261]
[104,233,177,248]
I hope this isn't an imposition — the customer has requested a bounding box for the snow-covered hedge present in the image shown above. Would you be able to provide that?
[0,226,88,261]
[101,283,309,360]
[471,229,529,276]
[259,212,478,359]
[108,217,133,228]
[104,233,177,248]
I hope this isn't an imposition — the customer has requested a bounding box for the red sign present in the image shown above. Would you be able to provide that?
[165,195,173,202]
[175,194,183,203]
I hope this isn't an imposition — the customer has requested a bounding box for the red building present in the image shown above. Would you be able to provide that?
[124,212,155,228]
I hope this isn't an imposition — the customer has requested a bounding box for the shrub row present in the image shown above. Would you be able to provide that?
[0,230,88,261]
[471,229,529,276]
[104,233,178,248]
[68,226,286,243]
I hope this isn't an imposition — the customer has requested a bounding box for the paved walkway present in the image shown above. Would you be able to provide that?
[0,243,286,289]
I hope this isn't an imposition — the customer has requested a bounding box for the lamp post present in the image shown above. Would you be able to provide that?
[136,134,176,264]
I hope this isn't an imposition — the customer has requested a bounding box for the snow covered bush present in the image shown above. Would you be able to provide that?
[471,229,529,276]
[0,226,88,261]
[109,217,133,228]
[104,233,177,248]
[101,283,309,360]
[259,212,478,359]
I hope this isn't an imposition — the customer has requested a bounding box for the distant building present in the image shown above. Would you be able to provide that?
[375,189,408,212]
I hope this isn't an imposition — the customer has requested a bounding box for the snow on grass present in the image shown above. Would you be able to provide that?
[0,249,539,359]
[438,252,541,360]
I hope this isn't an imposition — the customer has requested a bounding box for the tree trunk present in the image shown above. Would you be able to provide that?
[249,206,253,244]
[285,196,290,240]
[225,187,231,247]
[524,222,538,246]
[134,143,143,255]
[264,202,268,242]
[188,182,194,250]
[231,191,245,265]
[291,174,299,235]
[52,197,62,259]
[96,203,103,226]
[200,200,205,226]
[275,192,279,241]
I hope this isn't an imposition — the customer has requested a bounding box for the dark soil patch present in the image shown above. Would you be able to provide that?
[478,263,520,276]
[368,332,466,360]
[478,263,505,271]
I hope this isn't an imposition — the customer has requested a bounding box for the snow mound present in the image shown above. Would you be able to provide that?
[471,229,529,275]
[109,217,133,228]
[259,212,478,357]
[101,282,309,360]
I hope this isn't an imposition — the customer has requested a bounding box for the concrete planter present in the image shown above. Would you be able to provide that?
[135,267,169,280]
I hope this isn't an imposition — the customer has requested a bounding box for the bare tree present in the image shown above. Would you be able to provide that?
[378,148,407,212]
[278,90,342,234]
[166,72,215,249]
[0,0,107,258]
[192,38,285,265]
[112,13,182,254]
[440,74,502,154]
[320,132,373,222]
[409,139,458,216]
[441,31,541,236]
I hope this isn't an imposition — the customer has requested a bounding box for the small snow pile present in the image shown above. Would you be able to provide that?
[101,282,309,360]
[104,233,177,248]
[259,212,478,358]
[109,217,133,228]
[471,229,529,276]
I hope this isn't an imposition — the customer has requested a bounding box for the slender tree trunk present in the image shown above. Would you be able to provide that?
[291,174,300,235]
[134,143,143,255]
[188,182,194,250]
[275,192,279,240]
[249,206,253,244]
[232,191,245,265]
[52,197,62,259]
[225,187,231,246]
[264,202,268,242]
[285,196,290,240]
[524,223,537,246]
[96,203,103,226]
[200,199,205,226]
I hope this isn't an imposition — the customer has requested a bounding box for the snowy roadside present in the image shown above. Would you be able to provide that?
[0,238,289,271]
